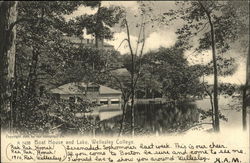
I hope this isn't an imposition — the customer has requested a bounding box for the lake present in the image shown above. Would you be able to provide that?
[72,101,200,136]
[64,96,249,136]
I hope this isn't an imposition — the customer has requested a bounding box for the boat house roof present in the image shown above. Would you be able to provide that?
[49,82,121,95]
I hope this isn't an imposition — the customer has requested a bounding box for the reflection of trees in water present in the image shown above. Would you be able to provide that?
[134,102,200,134]
[96,101,200,136]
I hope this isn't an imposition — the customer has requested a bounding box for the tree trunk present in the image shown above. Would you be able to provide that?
[27,47,39,96]
[209,93,215,129]
[124,18,135,136]
[130,37,135,136]
[119,100,128,137]
[95,2,103,49]
[243,43,250,130]
[242,87,247,130]
[130,50,135,136]
[202,77,215,129]
[209,18,220,132]
[0,2,18,131]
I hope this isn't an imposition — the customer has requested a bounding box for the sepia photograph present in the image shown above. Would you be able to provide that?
[0,1,249,162]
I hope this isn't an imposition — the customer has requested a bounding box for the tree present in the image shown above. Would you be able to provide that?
[16,1,98,95]
[198,57,237,128]
[97,2,150,136]
[0,1,18,130]
[70,2,124,48]
[198,1,220,132]
[8,2,107,133]
[172,1,249,132]
[243,46,250,130]
[107,68,131,136]
[122,17,146,136]
[136,63,162,99]
[141,43,202,101]
[118,2,158,136]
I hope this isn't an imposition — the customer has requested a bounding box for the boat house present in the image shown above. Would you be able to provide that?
[49,82,122,107]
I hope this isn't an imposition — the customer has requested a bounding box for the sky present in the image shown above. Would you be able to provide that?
[64,1,248,85]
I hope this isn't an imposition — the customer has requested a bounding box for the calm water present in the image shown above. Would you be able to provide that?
[196,96,249,131]
[61,96,248,136]
[75,101,200,136]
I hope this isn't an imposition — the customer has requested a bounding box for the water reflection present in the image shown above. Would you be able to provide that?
[56,96,247,136]
[85,101,200,136]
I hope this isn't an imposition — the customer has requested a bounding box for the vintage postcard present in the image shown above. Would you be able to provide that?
[0,1,249,163]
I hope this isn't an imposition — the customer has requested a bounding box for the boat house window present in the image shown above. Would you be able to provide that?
[100,101,108,104]
[111,100,120,104]
[111,99,120,104]
[100,99,108,105]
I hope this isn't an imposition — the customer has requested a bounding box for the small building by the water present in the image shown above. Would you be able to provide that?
[48,82,122,107]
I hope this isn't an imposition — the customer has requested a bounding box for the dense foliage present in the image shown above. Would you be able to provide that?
[1,1,247,135]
